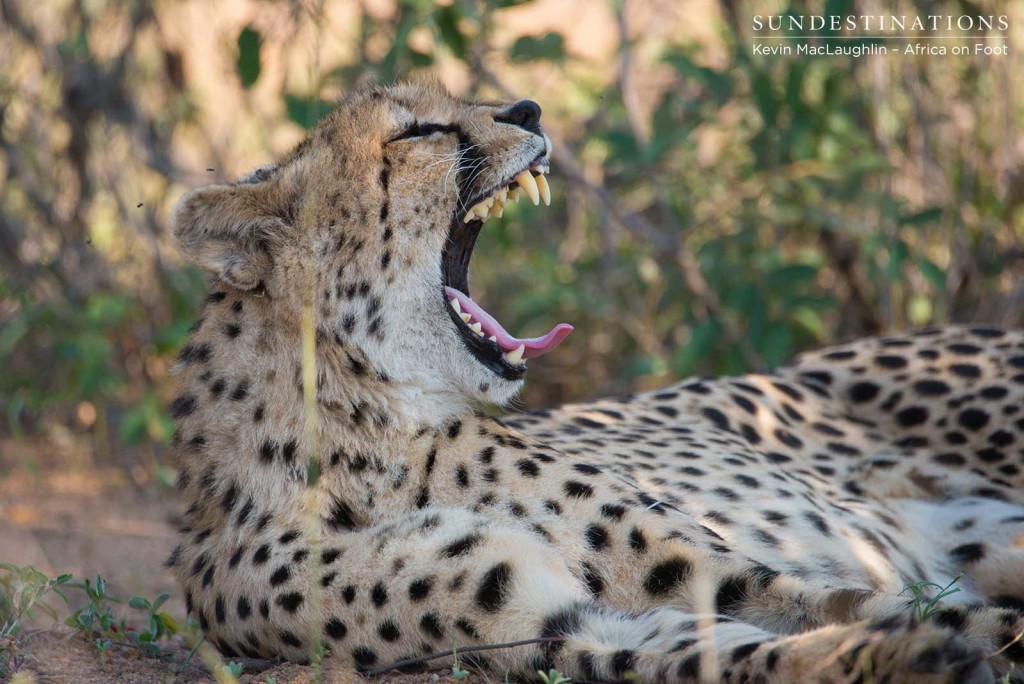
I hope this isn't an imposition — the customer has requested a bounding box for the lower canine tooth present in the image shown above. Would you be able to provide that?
[504,344,525,365]
[515,171,540,205]
[536,173,551,206]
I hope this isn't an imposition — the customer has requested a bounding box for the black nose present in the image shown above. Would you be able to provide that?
[496,99,542,135]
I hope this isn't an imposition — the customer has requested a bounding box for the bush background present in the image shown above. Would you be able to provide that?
[3,0,1024,462]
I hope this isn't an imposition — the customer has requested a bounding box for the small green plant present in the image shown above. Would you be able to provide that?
[537,668,572,684]
[67,575,176,656]
[66,574,122,649]
[450,647,470,679]
[0,563,72,675]
[223,660,244,677]
[124,593,177,654]
[900,575,962,621]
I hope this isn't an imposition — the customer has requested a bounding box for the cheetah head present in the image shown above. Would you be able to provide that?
[172,81,571,418]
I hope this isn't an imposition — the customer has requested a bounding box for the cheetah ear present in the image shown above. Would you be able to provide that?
[171,173,295,291]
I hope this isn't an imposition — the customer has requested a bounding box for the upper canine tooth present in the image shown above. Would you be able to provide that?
[535,173,551,206]
[504,344,525,365]
[515,171,540,205]
[450,299,461,314]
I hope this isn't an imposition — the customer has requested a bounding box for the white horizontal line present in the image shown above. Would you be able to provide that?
[756,36,1005,39]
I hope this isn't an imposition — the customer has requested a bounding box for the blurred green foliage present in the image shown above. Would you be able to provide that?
[1,0,1022,455]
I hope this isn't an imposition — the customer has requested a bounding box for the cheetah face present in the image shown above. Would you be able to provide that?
[172,82,572,413]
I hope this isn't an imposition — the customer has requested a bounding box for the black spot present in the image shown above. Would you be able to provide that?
[170,394,198,418]
[230,381,249,401]
[804,511,832,535]
[958,408,990,431]
[378,620,401,641]
[516,459,541,477]
[949,363,981,379]
[253,544,271,565]
[581,562,604,597]
[612,650,637,676]
[455,619,480,640]
[371,582,389,606]
[342,586,356,604]
[644,557,690,595]
[215,595,225,623]
[441,534,482,558]
[701,407,731,431]
[352,646,377,669]
[563,481,593,498]
[678,653,701,678]
[475,562,514,611]
[950,543,985,564]
[601,504,627,521]
[731,642,761,663]
[585,524,610,550]
[326,498,356,530]
[409,577,433,601]
[269,566,291,587]
[236,595,251,620]
[628,527,647,553]
[848,382,880,403]
[259,440,277,464]
[282,440,298,463]
[276,592,303,613]
[914,379,951,396]
[420,612,445,639]
[572,463,602,475]
[202,565,215,588]
[325,618,347,640]
[715,575,747,613]
[875,355,908,369]
[455,464,469,488]
[895,406,929,427]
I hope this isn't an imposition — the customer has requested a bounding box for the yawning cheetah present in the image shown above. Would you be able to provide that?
[168,81,1024,683]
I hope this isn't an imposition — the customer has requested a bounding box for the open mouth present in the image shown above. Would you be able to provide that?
[441,156,573,381]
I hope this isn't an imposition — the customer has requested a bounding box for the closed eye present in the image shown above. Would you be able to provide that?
[387,122,459,144]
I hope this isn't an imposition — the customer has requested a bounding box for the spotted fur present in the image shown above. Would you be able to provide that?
[168,82,1023,683]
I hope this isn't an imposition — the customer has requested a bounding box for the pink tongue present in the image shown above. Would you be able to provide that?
[445,287,573,360]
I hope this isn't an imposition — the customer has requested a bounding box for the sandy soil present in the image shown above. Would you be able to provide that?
[0,436,439,684]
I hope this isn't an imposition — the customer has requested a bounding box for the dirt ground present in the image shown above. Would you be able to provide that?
[0,435,440,684]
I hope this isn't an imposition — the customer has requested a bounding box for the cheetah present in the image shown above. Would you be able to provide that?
[168,81,1024,683]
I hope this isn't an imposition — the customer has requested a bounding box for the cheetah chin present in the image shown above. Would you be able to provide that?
[442,156,572,381]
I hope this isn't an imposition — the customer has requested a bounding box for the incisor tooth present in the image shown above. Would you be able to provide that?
[488,335,497,343]
[460,312,471,323]
[504,344,525,365]
[469,322,483,335]
[515,170,540,205]
[450,299,461,314]
[488,201,504,218]
[536,173,551,206]
[497,188,508,203]
[508,188,521,202]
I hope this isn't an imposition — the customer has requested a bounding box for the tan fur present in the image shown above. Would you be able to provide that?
[168,83,1023,682]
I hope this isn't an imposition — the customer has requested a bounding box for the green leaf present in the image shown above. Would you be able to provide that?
[128,596,150,610]
[151,593,171,612]
[509,32,565,62]
[916,256,946,291]
[899,207,942,227]
[236,26,262,89]
[284,94,334,130]
[434,6,467,59]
